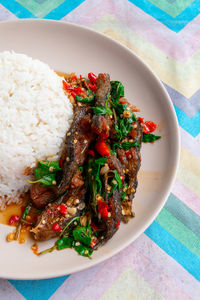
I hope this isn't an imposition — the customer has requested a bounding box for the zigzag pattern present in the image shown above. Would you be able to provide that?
[0,0,200,299]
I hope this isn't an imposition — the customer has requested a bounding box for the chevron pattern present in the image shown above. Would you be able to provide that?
[0,0,200,299]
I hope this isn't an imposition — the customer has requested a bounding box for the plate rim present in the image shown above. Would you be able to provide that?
[0,18,180,280]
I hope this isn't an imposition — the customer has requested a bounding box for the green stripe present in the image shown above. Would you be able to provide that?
[165,194,200,238]
[156,208,200,258]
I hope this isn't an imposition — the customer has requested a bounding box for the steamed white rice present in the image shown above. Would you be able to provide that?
[0,51,73,208]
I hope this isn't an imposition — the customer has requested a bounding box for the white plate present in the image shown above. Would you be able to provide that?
[0,19,180,279]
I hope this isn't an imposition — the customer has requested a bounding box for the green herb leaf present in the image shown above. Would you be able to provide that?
[57,237,73,250]
[78,166,84,172]
[108,170,122,197]
[74,244,93,257]
[142,133,161,143]
[73,225,92,247]
[91,106,108,115]
[28,174,56,186]
[75,89,95,103]
[110,81,124,99]
[113,170,122,190]
[113,142,140,153]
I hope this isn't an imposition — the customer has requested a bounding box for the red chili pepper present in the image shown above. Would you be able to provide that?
[88,72,97,84]
[88,149,95,157]
[62,80,84,98]
[88,83,97,93]
[9,215,20,225]
[59,158,64,169]
[95,138,110,157]
[21,206,25,213]
[138,117,144,123]
[80,75,82,80]
[71,75,78,82]
[125,150,132,158]
[98,199,110,219]
[115,221,120,228]
[143,121,157,134]
[59,204,67,215]
[91,221,105,231]
[90,237,97,248]
[121,175,125,182]
[52,223,61,232]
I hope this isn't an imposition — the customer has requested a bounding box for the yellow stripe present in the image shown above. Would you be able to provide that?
[181,147,200,178]
[177,163,200,197]
[100,267,164,300]
[92,14,200,98]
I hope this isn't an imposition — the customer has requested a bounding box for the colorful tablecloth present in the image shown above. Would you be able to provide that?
[0,1,200,299]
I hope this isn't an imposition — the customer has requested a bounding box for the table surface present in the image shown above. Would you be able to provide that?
[0,1,199,299]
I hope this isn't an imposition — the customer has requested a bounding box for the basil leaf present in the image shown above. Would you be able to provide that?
[78,166,83,172]
[110,81,124,99]
[108,170,122,197]
[113,142,140,152]
[113,170,122,191]
[57,237,73,250]
[73,226,92,247]
[36,174,56,186]
[38,161,61,172]
[108,184,117,198]
[91,106,108,115]
[35,160,61,180]
[95,157,107,165]
[75,89,95,103]
[142,133,161,143]
[74,244,93,257]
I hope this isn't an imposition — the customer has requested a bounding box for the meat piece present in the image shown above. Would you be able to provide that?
[93,189,123,249]
[107,154,124,178]
[58,104,94,195]
[92,73,112,138]
[31,172,86,241]
[30,184,57,209]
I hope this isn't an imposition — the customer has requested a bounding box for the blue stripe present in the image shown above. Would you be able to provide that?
[174,105,200,137]
[163,83,200,118]
[145,220,200,281]
[128,0,200,32]
[166,194,200,238]
[9,275,70,300]
[0,0,36,18]
[44,0,85,20]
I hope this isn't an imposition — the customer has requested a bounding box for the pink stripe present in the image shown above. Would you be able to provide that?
[75,243,191,300]
[63,0,200,63]
[134,234,200,300]
[180,128,200,157]
[172,179,200,216]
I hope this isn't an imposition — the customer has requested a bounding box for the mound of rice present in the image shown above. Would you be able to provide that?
[0,51,73,209]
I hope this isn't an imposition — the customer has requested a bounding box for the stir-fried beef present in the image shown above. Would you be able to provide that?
[92,73,112,138]
[27,72,146,256]
[31,171,86,241]
[93,185,123,249]
[30,184,57,209]
[58,104,94,195]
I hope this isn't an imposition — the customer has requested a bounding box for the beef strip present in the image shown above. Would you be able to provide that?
[31,170,86,241]
[30,184,57,209]
[91,73,112,138]
[58,104,94,195]
[92,188,123,249]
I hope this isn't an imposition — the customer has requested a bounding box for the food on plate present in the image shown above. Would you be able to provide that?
[0,52,161,258]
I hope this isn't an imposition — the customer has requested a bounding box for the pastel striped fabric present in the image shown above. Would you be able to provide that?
[0,1,199,299]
